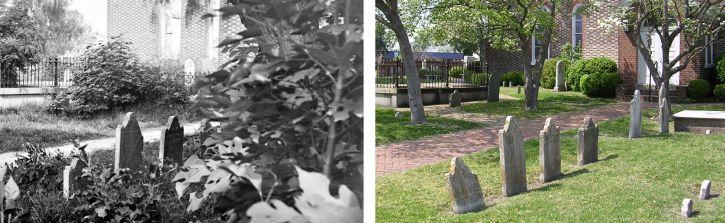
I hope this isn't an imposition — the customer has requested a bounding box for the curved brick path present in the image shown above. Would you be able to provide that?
[376,102,657,176]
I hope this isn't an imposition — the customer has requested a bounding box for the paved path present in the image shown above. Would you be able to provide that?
[0,121,215,164]
[376,102,657,176]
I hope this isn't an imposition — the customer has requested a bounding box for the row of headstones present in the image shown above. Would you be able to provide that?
[629,89,672,138]
[446,115,599,214]
[62,112,215,198]
[682,180,714,218]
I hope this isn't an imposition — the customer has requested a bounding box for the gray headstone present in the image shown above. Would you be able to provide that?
[554,60,565,91]
[577,117,599,166]
[445,157,485,214]
[659,98,670,134]
[629,90,642,138]
[198,118,212,145]
[508,81,513,87]
[539,118,561,182]
[115,112,144,173]
[498,116,527,197]
[63,158,88,198]
[159,116,185,165]
[517,85,522,94]
[681,198,693,218]
[488,75,500,102]
[700,180,711,200]
[449,90,462,108]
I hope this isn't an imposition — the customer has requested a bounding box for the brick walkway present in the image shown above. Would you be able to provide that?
[376,102,657,176]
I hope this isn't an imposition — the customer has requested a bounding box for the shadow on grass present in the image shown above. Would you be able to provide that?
[600,154,619,162]
[560,168,590,180]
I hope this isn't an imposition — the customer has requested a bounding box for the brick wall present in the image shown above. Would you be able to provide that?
[580,1,618,62]
[617,30,638,87]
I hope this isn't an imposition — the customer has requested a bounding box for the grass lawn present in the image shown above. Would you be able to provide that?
[376,104,725,222]
[458,87,617,119]
[0,103,208,153]
[376,108,485,145]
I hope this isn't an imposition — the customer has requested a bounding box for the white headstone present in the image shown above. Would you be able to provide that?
[554,60,565,91]
[700,180,711,200]
[629,90,642,138]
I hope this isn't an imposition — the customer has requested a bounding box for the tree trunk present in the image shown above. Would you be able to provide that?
[521,41,538,110]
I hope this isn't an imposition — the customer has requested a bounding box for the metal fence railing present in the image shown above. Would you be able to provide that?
[375,59,489,89]
[0,57,82,88]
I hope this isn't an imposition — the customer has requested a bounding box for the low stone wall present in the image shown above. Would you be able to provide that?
[0,87,64,108]
[376,87,487,108]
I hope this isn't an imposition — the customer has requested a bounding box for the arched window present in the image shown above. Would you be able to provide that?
[572,4,584,48]
[531,6,551,65]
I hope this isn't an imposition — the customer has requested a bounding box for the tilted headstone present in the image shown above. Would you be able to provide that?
[445,157,485,214]
[449,90,462,108]
[159,116,185,165]
[63,158,88,198]
[659,98,670,134]
[629,90,642,138]
[577,117,599,166]
[681,198,693,218]
[700,180,711,200]
[498,116,527,197]
[554,60,565,91]
[539,118,561,182]
[114,112,144,173]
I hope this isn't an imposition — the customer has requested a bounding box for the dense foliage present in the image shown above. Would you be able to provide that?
[500,71,524,86]
[0,2,42,87]
[566,57,617,92]
[687,79,711,101]
[717,56,725,84]
[579,72,623,98]
[714,84,725,101]
[464,72,490,85]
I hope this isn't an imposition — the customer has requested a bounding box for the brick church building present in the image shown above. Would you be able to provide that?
[107,0,244,72]
[482,0,724,98]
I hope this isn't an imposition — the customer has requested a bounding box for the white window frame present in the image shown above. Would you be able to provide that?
[571,3,583,48]
[159,0,182,59]
[704,35,715,67]
[207,0,221,59]
[531,6,551,65]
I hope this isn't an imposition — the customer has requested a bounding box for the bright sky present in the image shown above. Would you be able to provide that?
[69,0,107,40]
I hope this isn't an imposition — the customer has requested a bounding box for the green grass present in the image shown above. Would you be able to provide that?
[376,108,485,145]
[459,87,617,119]
[376,104,725,222]
[0,103,208,153]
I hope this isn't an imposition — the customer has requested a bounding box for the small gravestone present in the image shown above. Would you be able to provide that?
[539,118,561,182]
[659,98,670,134]
[700,180,711,200]
[394,111,403,119]
[681,198,693,218]
[517,85,521,94]
[554,60,565,91]
[115,112,144,173]
[198,118,212,145]
[498,116,527,197]
[445,157,485,214]
[705,129,712,135]
[629,90,642,138]
[488,75,500,102]
[449,90,462,108]
[63,158,88,198]
[577,117,599,166]
[159,116,185,165]
[508,82,513,87]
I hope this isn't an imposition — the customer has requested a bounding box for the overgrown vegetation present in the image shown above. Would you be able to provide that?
[579,72,622,98]
[500,71,524,86]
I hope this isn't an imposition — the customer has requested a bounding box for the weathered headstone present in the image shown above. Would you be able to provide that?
[681,198,693,218]
[498,116,527,197]
[508,81,513,87]
[700,180,711,200]
[554,60,565,91]
[577,117,599,166]
[449,90,462,108]
[63,158,88,198]
[659,98,670,134]
[488,75,500,102]
[629,90,642,138]
[517,85,522,94]
[445,157,485,214]
[539,118,561,182]
[159,116,185,165]
[198,118,212,145]
[114,112,144,173]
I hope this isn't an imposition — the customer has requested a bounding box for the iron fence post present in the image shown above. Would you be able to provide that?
[53,58,59,87]
[395,59,401,89]
[445,60,449,88]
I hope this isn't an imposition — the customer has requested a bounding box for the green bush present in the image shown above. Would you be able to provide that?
[500,71,524,86]
[449,66,469,78]
[566,59,587,91]
[541,59,566,89]
[579,72,623,98]
[687,79,711,101]
[717,56,725,83]
[714,84,725,101]
[566,57,617,91]
[463,73,491,85]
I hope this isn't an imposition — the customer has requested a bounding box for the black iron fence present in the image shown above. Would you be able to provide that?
[376,59,489,89]
[0,57,82,88]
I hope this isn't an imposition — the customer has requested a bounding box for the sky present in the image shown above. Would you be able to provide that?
[69,0,107,40]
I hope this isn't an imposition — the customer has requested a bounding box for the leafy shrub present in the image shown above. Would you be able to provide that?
[714,84,725,101]
[566,57,617,91]
[541,59,567,89]
[449,66,469,78]
[717,56,725,83]
[466,61,484,73]
[566,59,587,91]
[579,72,623,98]
[500,71,524,86]
[463,73,490,85]
[687,79,711,101]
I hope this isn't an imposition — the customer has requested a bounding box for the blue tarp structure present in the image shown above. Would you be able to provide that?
[382,51,464,60]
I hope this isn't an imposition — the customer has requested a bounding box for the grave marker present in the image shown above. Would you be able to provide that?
[577,117,598,166]
[629,90,642,138]
[445,157,485,214]
[63,158,88,198]
[159,116,185,165]
[681,198,693,218]
[660,98,670,134]
[488,75,500,102]
[498,116,527,197]
[114,112,144,173]
[449,90,462,107]
[700,180,711,200]
[554,60,565,91]
[539,118,561,182]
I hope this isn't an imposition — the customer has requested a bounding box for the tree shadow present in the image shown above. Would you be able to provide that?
[528,182,563,193]
[599,154,618,162]
[560,168,590,180]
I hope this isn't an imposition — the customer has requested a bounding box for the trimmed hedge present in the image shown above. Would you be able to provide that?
[541,59,567,89]
[579,72,623,98]
[687,79,711,101]
[500,71,524,86]
[566,57,617,91]
[714,84,725,101]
